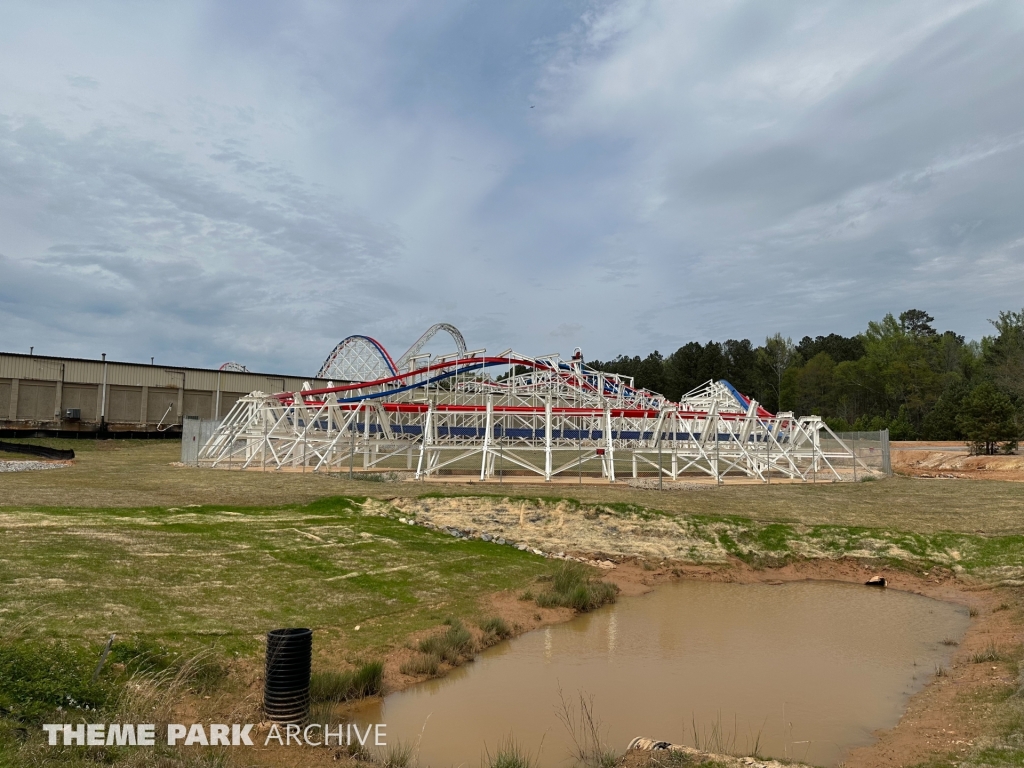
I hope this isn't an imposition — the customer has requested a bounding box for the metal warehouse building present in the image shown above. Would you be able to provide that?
[0,352,328,435]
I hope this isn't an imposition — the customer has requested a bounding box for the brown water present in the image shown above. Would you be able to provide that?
[355,581,969,767]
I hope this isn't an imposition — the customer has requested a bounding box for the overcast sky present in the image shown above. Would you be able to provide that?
[2,1,1023,374]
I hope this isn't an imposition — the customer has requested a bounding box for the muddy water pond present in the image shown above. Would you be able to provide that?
[357,581,969,767]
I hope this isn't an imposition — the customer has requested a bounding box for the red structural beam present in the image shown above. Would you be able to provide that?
[271,355,775,419]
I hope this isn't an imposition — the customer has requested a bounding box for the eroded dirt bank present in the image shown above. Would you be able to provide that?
[364,496,1024,584]
[892,441,1024,481]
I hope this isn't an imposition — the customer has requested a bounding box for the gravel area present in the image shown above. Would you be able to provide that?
[0,460,70,473]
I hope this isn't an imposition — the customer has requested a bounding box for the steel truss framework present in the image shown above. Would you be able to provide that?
[200,330,872,483]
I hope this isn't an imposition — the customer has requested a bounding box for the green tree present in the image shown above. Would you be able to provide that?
[722,339,756,395]
[955,383,1018,455]
[635,351,665,394]
[843,312,945,435]
[792,352,836,415]
[755,334,801,412]
[899,309,938,337]
[984,308,1024,401]
[664,341,727,401]
[796,334,864,364]
[921,380,971,440]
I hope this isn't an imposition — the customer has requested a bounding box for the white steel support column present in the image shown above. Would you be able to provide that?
[416,402,433,480]
[813,423,821,472]
[362,406,371,468]
[480,395,493,481]
[544,395,552,481]
[605,406,616,483]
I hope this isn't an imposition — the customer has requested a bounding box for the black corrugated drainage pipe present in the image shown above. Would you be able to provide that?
[264,628,312,723]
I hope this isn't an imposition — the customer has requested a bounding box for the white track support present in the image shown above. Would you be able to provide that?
[480,395,493,481]
[544,395,553,482]
[199,328,872,484]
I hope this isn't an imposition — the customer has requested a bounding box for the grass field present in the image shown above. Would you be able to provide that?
[0,496,554,659]
[2,438,1023,535]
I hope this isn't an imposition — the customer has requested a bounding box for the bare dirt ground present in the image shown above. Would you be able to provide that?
[892,441,1024,481]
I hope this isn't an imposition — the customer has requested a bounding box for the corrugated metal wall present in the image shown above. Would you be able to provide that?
[0,352,335,432]
[0,380,10,420]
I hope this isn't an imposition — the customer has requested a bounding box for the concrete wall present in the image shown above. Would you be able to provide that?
[0,352,337,434]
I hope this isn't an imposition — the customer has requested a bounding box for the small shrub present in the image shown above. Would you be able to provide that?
[399,653,440,677]
[479,617,512,640]
[187,654,228,693]
[0,639,115,723]
[350,661,385,697]
[486,736,535,768]
[519,590,535,601]
[535,563,618,612]
[379,739,414,768]
[108,636,180,675]
[418,619,474,664]
[308,700,337,725]
[971,643,1004,664]
[940,638,959,646]
[309,661,384,702]
[969,607,980,617]
[108,638,224,693]
[935,665,948,677]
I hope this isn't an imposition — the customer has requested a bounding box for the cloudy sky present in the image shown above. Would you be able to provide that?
[2,1,1023,374]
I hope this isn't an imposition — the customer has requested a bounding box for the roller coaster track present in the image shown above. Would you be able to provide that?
[201,325,873,483]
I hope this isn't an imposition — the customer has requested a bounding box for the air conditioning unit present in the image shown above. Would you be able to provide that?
[65,408,81,420]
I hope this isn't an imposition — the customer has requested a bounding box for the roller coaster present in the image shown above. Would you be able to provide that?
[198,323,873,483]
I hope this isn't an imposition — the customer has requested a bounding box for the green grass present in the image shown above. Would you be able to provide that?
[535,562,619,612]
[417,618,474,664]
[309,661,384,702]
[378,739,415,768]
[0,497,555,658]
[6,441,1024,539]
[970,643,1005,664]
[398,617,479,676]
[399,652,441,677]
[485,736,536,768]
[0,638,114,723]
[480,616,513,640]
[972,747,1024,767]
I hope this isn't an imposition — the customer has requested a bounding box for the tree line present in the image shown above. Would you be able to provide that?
[587,308,1024,453]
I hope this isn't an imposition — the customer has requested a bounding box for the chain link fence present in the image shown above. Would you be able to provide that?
[181,417,222,466]
[822,429,892,478]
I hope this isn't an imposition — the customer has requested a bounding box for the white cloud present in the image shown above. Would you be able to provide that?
[1,0,1022,371]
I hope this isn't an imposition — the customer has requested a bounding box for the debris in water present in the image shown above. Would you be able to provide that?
[865,576,887,587]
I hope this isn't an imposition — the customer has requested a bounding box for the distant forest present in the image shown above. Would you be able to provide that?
[587,308,1024,451]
